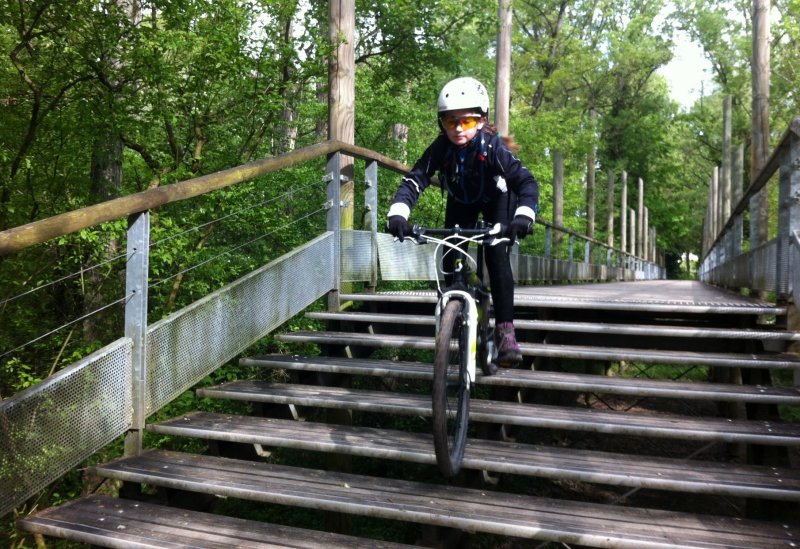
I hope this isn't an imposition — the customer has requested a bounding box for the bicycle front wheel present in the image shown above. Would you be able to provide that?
[432,298,470,477]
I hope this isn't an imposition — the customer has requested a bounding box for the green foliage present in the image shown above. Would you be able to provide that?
[1,0,799,541]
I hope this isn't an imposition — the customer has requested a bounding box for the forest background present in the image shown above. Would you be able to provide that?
[1,0,799,542]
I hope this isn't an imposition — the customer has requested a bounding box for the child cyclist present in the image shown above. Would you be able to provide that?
[387,76,540,366]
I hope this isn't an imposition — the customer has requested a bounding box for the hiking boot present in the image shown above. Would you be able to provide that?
[495,322,522,366]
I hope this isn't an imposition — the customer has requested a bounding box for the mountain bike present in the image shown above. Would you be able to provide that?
[408,222,509,477]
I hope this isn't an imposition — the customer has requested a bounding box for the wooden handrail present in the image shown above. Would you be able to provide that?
[0,141,411,256]
[0,137,653,262]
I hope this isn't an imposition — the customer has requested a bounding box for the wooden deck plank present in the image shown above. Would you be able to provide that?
[512,280,780,310]
[241,355,800,404]
[340,280,787,315]
[19,494,416,548]
[91,450,800,548]
[148,411,800,501]
[196,382,800,445]
[306,311,800,341]
[275,331,800,369]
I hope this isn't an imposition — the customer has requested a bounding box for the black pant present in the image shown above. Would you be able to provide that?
[443,192,515,323]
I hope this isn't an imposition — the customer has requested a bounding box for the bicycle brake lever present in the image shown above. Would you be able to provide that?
[410,224,428,244]
[486,236,511,247]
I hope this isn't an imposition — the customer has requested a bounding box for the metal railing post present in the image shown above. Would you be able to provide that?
[124,211,150,457]
[568,235,574,262]
[544,226,552,259]
[326,152,342,311]
[365,160,378,290]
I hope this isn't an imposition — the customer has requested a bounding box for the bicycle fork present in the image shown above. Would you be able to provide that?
[435,290,478,389]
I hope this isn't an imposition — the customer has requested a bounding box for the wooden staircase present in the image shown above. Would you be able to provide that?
[18,281,800,547]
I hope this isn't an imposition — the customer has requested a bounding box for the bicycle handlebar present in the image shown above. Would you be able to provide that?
[409,223,509,245]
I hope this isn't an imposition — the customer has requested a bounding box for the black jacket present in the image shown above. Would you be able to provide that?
[391,129,539,217]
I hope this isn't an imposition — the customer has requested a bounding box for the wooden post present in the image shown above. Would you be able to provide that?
[713,167,721,242]
[733,144,745,259]
[327,6,356,524]
[751,0,770,249]
[329,0,355,234]
[495,0,512,135]
[587,109,597,239]
[721,96,733,223]
[637,178,644,257]
[620,171,628,256]
[606,169,615,248]
[704,173,714,256]
[650,227,657,263]
[733,143,745,207]
[629,208,636,257]
[553,150,564,250]
[643,207,649,262]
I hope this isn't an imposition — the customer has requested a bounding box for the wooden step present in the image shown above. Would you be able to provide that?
[148,411,800,501]
[241,355,800,404]
[91,450,800,548]
[339,290,787,315]
[18,494,416,549]
[307,311,800,341]
[275,331,800,369]
[196,382,800,446]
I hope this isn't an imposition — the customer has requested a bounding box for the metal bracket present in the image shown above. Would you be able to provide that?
[324,173,351,183]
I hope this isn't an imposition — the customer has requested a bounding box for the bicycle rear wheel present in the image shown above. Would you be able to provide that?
[432,298,470,477]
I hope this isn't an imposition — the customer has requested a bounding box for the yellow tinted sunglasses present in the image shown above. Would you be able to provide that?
[440,114,481,131]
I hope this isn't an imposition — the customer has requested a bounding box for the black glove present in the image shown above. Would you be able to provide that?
[388,215,409,242]
[506,215,533,242]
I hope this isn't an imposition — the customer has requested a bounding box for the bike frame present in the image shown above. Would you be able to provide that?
[413,222,506,385]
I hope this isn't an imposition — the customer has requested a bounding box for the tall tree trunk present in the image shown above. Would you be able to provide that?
[83,121,124,344]
[277,5,298,154]
[83,0,141,344]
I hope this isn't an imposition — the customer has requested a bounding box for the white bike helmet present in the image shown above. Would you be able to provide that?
[437,77,490,116]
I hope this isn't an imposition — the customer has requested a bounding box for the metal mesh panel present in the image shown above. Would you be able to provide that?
[751,238,778,291]
[341,230,374,282]
[146,232,335,415]
[702,238,779,292]
[379,232,661,283]
[377,232,441,281]
[793,231,800,306]
[0,339,132,517]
